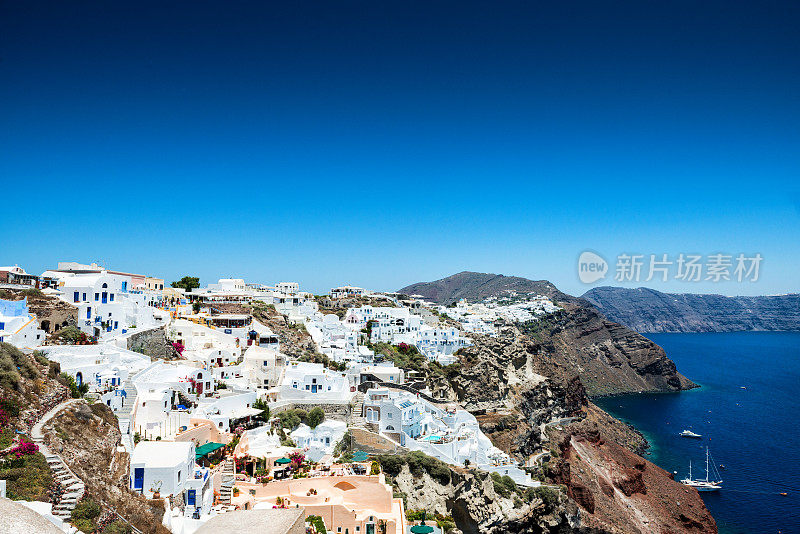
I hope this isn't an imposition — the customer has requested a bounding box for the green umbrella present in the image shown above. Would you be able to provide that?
[275,457,291,465]
[410,526,434,534]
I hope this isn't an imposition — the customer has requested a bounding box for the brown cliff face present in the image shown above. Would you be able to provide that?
[518,301,696,396]
[546,408,717,534]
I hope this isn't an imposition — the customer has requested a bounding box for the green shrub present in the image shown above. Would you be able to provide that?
[306,515,327,533]
[0,452,52,500]
[306,407,325,429]
[534,486,560,507]
[490,472,518,498]
[71,498,101,521]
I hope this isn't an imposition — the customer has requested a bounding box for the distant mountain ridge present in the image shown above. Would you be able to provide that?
[583,286,800,333]
[399,271,566,305]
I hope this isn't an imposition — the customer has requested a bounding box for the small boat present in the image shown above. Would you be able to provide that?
[680,430,702,438]
[681,447,722,492]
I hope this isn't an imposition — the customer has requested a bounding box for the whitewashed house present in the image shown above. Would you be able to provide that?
[242,345,286,394]
[192,392,260,433]
[40,344,150,410]
[362,387,534,486]
[290,419,347,461]
[0,298,45,349]
[278,361,354,404]
[129,441,212,514]
[43,270,137,337]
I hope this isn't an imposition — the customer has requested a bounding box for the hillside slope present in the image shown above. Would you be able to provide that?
[583,286,800,333]
[400,271,563,304]
[400,272,695,396]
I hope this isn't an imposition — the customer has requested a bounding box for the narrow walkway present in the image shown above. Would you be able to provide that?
[219,458,235,504]
[30,399,86,520]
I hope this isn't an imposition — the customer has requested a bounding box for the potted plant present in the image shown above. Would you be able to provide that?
[232,486,240,497]
[151,480,163,499]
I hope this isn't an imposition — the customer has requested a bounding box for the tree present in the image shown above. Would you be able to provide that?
[171,276,200,291]
[253,398,270,421]
[306,407,325,429]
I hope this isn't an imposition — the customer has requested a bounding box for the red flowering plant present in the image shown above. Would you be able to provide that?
[288,451,305,472]
[172,341,185,355]
[8,440,38,458]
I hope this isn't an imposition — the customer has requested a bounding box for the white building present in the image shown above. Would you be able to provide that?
[0,298,45,349]
[330,286,366,299]
[192,391,261,433]
[40,344,150,410]
[130,441,213,516]
[242,345,286,394]
[42,270,159,337]
[290,419,347,461]
[363,388,535,486]
[278,361,354,404]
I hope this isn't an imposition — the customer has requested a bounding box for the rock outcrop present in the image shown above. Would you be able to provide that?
[547,411,717,533]
[390,462,581,534]
[583,286,800,333]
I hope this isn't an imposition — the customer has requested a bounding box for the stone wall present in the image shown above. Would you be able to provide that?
[127,326,179,359]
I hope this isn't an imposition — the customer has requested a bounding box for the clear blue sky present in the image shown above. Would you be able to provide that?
[1,1,798,296]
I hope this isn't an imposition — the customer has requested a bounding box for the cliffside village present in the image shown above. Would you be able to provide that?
[0,262,563,534]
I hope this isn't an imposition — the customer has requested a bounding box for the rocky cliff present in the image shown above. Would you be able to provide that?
[401,272,695,397]
[583,286,800,333]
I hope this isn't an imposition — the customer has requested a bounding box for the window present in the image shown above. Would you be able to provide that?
[109,293,114,301]
[87,307,91,319]
[0,322,4,330]
[338,529,342,533]
[387,412,392,419]
[73,291,80,303]
[114,321,118,329]
[82,292,87,301]
[177,470,181,482]
[95,293,99,301]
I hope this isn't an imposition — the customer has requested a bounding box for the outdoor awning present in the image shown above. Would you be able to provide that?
[195,442,225,460]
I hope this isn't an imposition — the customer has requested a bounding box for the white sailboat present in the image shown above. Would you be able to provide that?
[681,447,722,492]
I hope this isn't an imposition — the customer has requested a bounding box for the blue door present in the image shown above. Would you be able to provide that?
[102,292,108,304]
[187,489,196,506]
[133,468,144,490]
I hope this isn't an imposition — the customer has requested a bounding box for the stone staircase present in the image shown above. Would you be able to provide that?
[44,453,86,519]
[350,392,367,428]
[219,458,235,504]
[117,376,139,454]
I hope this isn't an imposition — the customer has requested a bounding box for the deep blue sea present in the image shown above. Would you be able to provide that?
[595,332,800,534]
